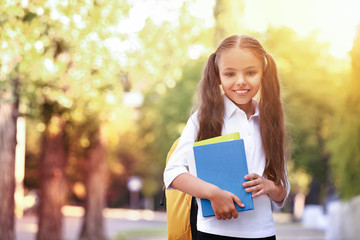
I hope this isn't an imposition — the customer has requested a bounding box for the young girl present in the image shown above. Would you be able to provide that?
[164,35,290,240]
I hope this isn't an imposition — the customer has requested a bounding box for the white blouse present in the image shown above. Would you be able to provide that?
[164,95,290,238]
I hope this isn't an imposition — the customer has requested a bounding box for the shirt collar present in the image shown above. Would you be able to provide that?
[224,94,260,119]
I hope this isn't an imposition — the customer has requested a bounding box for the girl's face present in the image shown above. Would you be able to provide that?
[218,47,263,113]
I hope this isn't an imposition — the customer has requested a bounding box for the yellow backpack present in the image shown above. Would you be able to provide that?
[162,138,197,240]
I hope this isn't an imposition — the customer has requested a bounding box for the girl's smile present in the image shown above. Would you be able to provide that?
[234,89,250,96]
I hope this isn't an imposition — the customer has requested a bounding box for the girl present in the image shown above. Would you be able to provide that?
[164,35,290,240]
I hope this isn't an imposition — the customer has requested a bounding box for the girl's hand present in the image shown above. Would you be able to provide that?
[243,173,286,203]
[209,187,244,220]
[243,173,274,198]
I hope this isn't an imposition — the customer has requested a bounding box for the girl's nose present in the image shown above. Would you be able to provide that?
[236,74,246,86]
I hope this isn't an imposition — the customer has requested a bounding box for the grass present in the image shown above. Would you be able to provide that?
[114,226,167,240]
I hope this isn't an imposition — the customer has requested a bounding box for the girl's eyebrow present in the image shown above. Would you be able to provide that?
[244,66,260,71]
[222,65,259,71]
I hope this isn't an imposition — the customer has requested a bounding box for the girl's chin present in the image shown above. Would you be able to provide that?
[229,97,252,106]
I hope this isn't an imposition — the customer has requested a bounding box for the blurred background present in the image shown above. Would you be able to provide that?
[1,0,360,239]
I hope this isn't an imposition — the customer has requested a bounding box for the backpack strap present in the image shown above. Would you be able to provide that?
[190,196,198,239]
[159,186,166,206]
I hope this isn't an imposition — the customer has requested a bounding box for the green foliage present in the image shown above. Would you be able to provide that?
[329,112,360,199]
[134,58,205,198]
[132,40,210,198]
[328,26,360,199]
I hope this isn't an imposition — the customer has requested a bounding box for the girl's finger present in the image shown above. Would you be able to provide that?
[246,183,262,192]
[244,173,260,180]
[232,209,239,219]
[252,189,264,198]
[243,179,258,188]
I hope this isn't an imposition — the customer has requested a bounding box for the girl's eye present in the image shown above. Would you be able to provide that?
[225,72,235,77]
[247,71,256,76]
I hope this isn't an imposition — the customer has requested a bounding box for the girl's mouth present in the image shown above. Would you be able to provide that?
[235,89,249,94]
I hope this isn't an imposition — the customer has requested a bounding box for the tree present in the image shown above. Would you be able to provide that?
[0,77,18,240]
[37,114,67,240]
[329,25,360,199]
[0,2,23,238]
[79,128,107,240]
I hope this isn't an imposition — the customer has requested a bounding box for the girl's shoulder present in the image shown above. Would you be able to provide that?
[189,109,199,119]
[188,110,199,128]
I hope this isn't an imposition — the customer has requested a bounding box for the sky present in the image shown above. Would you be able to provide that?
[117,0,360,59]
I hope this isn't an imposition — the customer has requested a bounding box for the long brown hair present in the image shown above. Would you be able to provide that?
[196,35,286,186]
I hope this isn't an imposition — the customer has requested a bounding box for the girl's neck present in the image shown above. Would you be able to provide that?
[236,99,255,120]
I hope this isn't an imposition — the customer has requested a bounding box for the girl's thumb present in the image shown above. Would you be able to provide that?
[234,195,245,208]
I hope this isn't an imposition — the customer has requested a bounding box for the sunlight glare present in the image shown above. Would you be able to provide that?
[44,58,55,72]
[188,0,215,28]
[111,0,360,59]
[117,0,182,34]
[188,44,205,59]
[244,0,360,59]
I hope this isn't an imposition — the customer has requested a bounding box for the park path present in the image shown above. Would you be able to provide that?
[15,207,325,240]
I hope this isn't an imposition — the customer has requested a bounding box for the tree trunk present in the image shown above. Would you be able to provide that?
[0,78,19,240]
[79,128,107,240]
[37,116,67,240]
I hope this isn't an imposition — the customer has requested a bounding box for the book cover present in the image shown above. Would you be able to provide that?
[193,139,254,217]
[193,132,240,147]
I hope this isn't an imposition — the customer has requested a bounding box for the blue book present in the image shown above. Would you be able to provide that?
[193,139,254,217]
